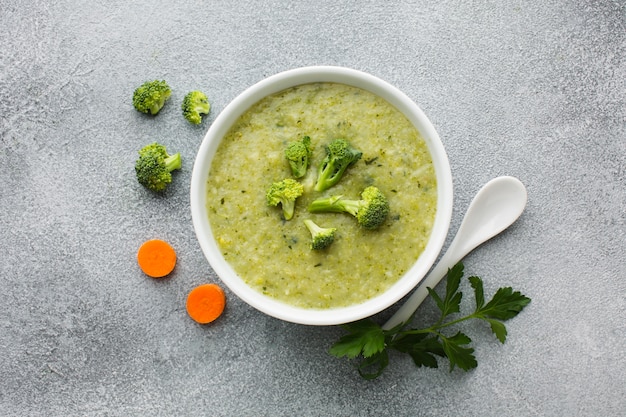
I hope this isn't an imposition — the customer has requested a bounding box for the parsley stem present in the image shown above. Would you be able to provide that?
[431,313,480,331]
[398,313,479,338]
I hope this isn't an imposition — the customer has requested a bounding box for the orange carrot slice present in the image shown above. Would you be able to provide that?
[137,239,177,278]
[186,283,226,324]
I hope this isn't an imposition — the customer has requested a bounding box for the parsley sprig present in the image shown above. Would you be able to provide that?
[329,262,531,379]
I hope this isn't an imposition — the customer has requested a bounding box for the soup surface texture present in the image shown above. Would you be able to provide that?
[206,83,437,309]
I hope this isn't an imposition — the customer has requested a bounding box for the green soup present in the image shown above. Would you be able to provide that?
[206,83,437,309]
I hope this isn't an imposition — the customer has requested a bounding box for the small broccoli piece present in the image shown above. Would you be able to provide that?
[314,139,362,191]
[135,143,182,192]
[182,90,211,124]
[285,136,312,178]
[303,219,337,250]
[308,186,390,229]
[133,80,172,115]
[266,179,304,220]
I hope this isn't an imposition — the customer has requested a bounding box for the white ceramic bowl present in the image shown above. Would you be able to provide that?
[190,66,452,326]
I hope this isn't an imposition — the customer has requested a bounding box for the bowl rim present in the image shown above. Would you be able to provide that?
[190,66,452,326]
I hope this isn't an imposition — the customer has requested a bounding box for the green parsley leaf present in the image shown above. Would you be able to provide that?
[440,331,477,371]
[357,350,389,380]
[446,262,464,299]
[438,263,464,319]
[468,275,485,309]
[427,286,445,313]
[329,319,385,359]
[486,318,508,343]
[393,333,445,368]
[476,287,531,321]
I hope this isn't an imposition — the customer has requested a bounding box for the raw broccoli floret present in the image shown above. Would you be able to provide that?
[182,90,211,124]
[133,80,172,115]
[135,143,182,192]
[266,179,304,220]
[285,136,312,178]
[308,186,389,229]
[303,219,337,250]
[314,139,362,191]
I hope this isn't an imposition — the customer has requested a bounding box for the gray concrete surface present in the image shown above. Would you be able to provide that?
[1,1,624,416]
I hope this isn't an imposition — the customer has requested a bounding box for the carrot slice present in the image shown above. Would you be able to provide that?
[137,239,177,278]
[186,283,226,324]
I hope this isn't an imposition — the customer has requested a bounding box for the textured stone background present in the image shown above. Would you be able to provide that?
[1,1,624,416]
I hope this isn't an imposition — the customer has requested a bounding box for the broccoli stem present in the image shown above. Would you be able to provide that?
[303,219,325,236]
[164,153,182,172]
[308,196,361,216]
[282,200,296,220]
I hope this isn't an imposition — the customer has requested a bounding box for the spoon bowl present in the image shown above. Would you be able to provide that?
[452,176,527,257]
[383,176,527,330]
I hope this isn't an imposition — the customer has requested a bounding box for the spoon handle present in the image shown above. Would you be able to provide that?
[382,237,464,330]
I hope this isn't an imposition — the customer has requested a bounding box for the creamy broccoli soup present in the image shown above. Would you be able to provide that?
[206,83,436,309]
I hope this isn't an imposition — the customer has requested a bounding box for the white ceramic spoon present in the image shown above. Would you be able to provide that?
[382,176,528,330]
